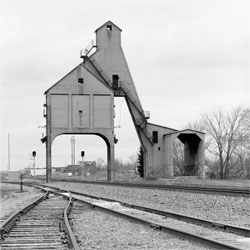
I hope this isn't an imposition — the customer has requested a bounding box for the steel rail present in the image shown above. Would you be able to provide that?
[64,190,246,250]
[39,184,250,250]
[1,185,80,250]
[32,187,81,250]
[120,202,250,237]
[49,179,250,196]
[2,182,248,249]
[44,184,250,237]
[84,204,242,250]
[29,188,80,250]
[3,180,249,196]
[0,192,48,239]
[63,195,81,250]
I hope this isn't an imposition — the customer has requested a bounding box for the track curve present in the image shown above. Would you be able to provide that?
[41,184,250,250]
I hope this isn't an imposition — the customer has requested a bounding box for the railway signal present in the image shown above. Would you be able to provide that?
[81,151,85,161]
[32,151,36,182]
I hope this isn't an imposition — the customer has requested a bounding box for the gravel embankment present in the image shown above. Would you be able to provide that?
[0,183,43,224]
[72,202,213,250]
[50,182,250,228]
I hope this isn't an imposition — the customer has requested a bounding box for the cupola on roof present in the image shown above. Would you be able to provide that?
[95,20,122,33]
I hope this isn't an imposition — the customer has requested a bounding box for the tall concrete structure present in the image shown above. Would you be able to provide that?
[43,21,205,182]
[70,136,76,165]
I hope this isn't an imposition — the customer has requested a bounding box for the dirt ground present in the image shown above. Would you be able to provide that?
[0,183,42,222]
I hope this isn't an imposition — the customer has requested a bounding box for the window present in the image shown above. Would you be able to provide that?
[106,25,112,30]
[78,78,84,84]
[152,131,158,144]
[112,75,119,89]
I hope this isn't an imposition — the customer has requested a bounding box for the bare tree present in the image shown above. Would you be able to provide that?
[96,157,106,169]
[201,106,250,179]
[128,153,138,168]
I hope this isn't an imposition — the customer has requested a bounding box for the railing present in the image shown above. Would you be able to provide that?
[80,39,96,58]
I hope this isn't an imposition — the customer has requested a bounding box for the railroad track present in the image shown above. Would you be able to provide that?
[3,180,249,196]
[50,179,250,196]
[0,189,80,250]
[41,184,250,250]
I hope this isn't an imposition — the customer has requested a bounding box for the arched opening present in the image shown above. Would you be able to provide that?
[164,130,204,179]
[51,134,109,180]
[177,133,201,176]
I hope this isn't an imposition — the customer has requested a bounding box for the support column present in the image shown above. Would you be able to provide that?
[144,145,152,179]
[183,142,192,175]
[163,135,174,178]
[107,137,115,181]
[198,139,205,179]
[46,139,52,183]
[46,101,52,183]
[110,141,115,181]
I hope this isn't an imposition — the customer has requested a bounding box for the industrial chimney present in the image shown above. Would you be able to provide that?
[71,136,75,165]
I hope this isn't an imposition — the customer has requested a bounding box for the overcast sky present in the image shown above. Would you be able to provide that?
[1,0,249,172]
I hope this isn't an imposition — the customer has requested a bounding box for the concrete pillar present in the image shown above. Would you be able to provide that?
[183,142,195,175]
[198,139,205,179]
[144,146,153,179]
[106,137,115,181]
[163,135,174,178]
[46,104,52,183]
[46,138,52,183]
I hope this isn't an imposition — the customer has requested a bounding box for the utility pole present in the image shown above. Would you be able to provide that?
[20,173,23,192]
[71,136,75,165]
[8,133,10,171]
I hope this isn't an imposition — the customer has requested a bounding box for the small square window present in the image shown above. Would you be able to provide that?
[106,25,112,31]
[78,78,84,84]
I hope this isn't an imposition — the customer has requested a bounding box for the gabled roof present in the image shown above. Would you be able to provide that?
[176,129,205,134]
[165,128,205,136]
[44,65,79,94]
[147,122,177,132]
[95,20,122,33]
[44,61,112,95]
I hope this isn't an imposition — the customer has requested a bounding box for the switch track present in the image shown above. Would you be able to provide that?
[42,184,250,250]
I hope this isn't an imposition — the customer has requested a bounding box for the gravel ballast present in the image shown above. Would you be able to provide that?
[50,181,250,228]
[72,202,212,250]
[1,181,248,249]
[0,183,43,224]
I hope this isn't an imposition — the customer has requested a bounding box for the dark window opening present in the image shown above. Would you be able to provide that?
[78,78,84,84]
[112,75,119,90]
[158,147,161,151]
[106,25,112,30]
[79,110,83,114]
[152,131,158,144]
